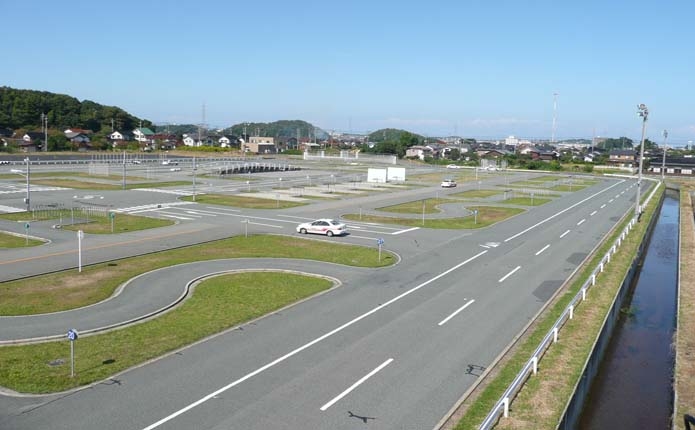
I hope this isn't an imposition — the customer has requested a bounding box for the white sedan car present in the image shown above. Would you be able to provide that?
[296,219,347,237]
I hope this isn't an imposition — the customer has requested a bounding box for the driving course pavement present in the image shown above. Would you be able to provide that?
[0,172,643,430]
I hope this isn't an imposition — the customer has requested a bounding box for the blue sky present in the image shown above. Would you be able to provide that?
[3,1,694,145]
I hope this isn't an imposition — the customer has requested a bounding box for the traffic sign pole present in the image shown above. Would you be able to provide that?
[24,222,29,245]
[67,329,79,377]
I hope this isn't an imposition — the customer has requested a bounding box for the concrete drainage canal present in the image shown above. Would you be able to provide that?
[576,189,679,429]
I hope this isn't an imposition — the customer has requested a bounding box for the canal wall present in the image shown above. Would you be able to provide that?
[557,186,670,429]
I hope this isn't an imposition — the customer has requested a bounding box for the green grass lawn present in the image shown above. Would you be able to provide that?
[181,194,307,209]
[0,232,44,248]
[0,235,395,316]
[550,184,588,192]
[344,206,523,229]
[377,198,459,214]
[500,196,551,206]
[0,272,332,393]
[0,211,174,234]
[452,189,504,198]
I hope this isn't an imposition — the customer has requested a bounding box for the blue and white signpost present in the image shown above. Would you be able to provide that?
[67,329,79,377]
[377,238,385,262]
[474,209,479,225]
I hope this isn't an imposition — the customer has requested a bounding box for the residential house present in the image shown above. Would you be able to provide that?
[64,128,93,136]
[477,148,511,159]
[65,130,91,144]
[608,149,637,168]
[244,136,276,154]
[133,127,155,143]
[109,130,132,141]
[405,145,433,160]
[648,157,695,176]
[218,135,240,148]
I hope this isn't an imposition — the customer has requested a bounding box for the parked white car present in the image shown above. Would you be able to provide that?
[296,219,347,237]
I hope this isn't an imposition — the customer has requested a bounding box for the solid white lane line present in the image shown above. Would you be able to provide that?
[141,250,488,430]
[498,266,521,283]
[560,230,571,238]
[247,221,283,228]
[392,227,421,235]
[535,244,550,256]
[185,211,216,216]
[205,206,241,212]
[577,219,586,226]
[503,180,624,243]
[590,210,597,216]
[600,204,606,209]
[320,358,394,411]
[438,300,476,326]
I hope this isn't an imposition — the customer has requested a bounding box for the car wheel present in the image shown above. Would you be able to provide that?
[326,230,334,237]
[300,228,307,234]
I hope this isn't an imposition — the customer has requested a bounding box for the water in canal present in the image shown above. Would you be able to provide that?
[578,191,679,429]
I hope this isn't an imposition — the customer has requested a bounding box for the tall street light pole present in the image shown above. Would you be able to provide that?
[635,104,648,218]
[661,129,668,181]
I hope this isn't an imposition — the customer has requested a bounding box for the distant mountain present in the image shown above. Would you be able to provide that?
[225,120,327,140]
[0,86,151,133]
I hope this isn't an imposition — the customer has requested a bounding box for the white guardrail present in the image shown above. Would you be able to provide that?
[478,178,661,430]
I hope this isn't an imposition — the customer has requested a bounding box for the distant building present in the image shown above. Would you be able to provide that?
[243,136,276,153]
[608,149,637,167]
[133,127,155,143]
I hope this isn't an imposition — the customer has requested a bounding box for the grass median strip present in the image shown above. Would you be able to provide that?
[344,206,523,229]
[0,211,174,234]
[453,185,662,429]
[0,232,44,248]
[0,272,332,394]
[180,194,307,209]
[0,234,395,316]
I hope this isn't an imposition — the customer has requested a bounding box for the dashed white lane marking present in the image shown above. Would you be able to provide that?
[320,358,394,411]
[499,266,521,283]
[438,299,476,326]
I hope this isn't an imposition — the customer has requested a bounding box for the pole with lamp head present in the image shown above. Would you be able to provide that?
[661,130,668,181]
[635,104,648,218]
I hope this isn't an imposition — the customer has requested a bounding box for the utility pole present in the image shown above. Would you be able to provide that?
[661,130,668,181]
[41,113,48,152]
[635,104,648,218]
[551,92,558,145]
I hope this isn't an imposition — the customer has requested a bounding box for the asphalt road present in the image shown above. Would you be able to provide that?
[0,166,643,430]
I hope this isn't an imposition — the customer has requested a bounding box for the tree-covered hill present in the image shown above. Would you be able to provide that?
[368,128,424,143]
[224,120,327,140]
[0,86,151,132]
